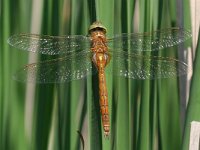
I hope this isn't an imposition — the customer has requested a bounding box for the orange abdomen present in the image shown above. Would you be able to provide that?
[98,66,110,136]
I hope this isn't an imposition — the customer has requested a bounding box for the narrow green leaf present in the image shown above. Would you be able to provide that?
[182,28,200,150]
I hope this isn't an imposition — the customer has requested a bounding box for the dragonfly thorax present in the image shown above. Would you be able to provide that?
[90,30,108,53]
[90,28,110,68]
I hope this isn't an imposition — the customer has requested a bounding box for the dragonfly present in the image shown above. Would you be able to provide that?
[8,21,191,137]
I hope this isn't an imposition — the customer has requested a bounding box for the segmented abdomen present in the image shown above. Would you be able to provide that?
[98,66,110,136]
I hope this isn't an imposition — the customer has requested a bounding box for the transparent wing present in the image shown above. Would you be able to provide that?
[108,51,189,79]
[14,51,95,83]
[108,28,191,52]
[8,34,91,55]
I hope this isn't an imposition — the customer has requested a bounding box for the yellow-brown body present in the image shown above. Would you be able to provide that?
[89,22,110,136]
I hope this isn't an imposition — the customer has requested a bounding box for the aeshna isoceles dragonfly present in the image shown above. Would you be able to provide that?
[8,21,191,137]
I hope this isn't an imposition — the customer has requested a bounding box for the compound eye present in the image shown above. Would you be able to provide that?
[89,21,107,33]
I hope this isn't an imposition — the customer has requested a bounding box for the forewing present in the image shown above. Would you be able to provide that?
[110,51,189,79]
[14,51,95,83]
[8,34,91,55]
[108,28,191,52]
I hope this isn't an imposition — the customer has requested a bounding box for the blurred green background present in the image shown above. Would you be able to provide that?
[0,0,199,150]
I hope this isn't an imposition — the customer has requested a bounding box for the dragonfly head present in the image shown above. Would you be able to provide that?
[89,21,107,34]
